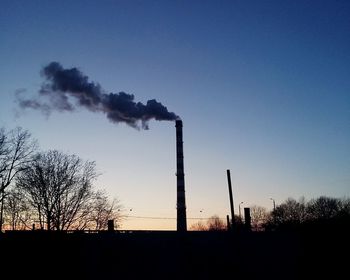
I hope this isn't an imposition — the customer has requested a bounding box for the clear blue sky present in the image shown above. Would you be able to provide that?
[1,0,349,229]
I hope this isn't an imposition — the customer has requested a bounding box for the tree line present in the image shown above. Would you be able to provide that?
[190,196,350,232]
[0,127,122,232]
[266,196,350,231]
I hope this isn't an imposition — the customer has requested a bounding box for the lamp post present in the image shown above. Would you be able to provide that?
[270,198,276,211]
[239,202,244,219]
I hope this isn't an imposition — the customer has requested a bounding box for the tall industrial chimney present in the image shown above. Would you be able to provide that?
[176,119,187,232]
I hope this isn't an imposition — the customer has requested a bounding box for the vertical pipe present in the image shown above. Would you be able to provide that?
[226,215,231,231]
[176,119,187,232]
[244,207,251,231]
[226,169,235,228]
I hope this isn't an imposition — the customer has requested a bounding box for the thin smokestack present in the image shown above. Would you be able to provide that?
[17,62,178,129]
[176,119,187,232]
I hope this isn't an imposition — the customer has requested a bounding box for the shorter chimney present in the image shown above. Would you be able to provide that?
[244,208,251,231]
[107,220,114,232]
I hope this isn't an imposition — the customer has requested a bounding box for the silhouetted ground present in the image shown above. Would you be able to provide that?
[0,228,348,279]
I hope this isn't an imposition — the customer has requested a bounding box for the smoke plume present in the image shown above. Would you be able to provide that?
[17,62,178,129]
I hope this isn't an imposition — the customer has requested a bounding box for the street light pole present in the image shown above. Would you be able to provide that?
[270,198,276,211]
[239,202,244,219]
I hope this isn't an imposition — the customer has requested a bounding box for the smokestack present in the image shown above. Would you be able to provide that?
[176,119,187,232]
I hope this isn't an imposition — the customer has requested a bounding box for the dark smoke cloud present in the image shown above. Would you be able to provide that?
[17,62,178,129]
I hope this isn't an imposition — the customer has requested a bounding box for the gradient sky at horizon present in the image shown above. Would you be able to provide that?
[1,0,349,230]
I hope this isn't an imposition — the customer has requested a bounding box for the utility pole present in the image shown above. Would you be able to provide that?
[270,198,276,211]
[226,169,235,228]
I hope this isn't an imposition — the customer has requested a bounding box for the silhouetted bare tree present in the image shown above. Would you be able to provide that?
[16,150,97,230]
[340,198,350,215]
[87,190,122,230]
[0,128,6,162]
[3,188,33,230]
[306,196,340,221]
[189,221,207,231]
[270,197,307,228]
[207,215,226,231]
[0,127,37,231]
[190,215,241,231]
[250,205,268,231]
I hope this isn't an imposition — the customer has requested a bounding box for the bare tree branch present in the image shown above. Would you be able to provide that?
[16,150,98,231]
